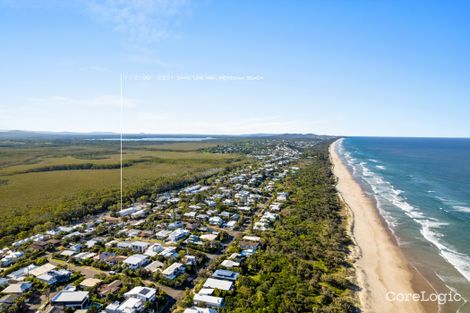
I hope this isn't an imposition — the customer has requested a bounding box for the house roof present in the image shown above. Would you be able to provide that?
[52,290,89,303]
[221,260,240,268]
[145,260,164,272]
[184,307,217,313]
[118,297,143,310]
[193,294,224,307]
[200,234,218,241]
[203,278,233,291]
[124,286,156,300]
[162,262,184,275]
[212,269,239,281]
[131,241,149,247]
[124,254,148,265]
[1,282,32,294]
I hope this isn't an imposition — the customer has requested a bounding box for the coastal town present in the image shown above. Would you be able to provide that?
[0,140,312,313]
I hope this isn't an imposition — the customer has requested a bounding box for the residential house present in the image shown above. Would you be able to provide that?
[156,230,171,240]
[131,241,150,253]
[193,293,224,309]
[145,260,164,273]
[220,260,240,268]
[203,278,233,291]
[1,251,24,267]
[183,255,197,266]
[51,288,90,310]
[118,206,138,217]
[106,298,143,313]
[184,307,217,313]
[98,252,118,265]
[161,262,185,280]
[159,246,179,259]
[208,216,223,226]
[144,244,163,257]
[168,221,184,230]
[123,254,149,270]
[212,269,239,281]
[36,269,71,285]
[1,282,32,294]
[0,294,19,312]
[74,252,97,261]
[117,241,133,250]
[200,234,218,242]
[124,286,156,303]
[7,264,36,281]
[168,228,190,242]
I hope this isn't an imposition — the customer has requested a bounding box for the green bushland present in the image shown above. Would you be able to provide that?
[221,143,357,313]
[0,140,245,246]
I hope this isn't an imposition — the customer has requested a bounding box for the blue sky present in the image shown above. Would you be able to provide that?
[0,0,469,136]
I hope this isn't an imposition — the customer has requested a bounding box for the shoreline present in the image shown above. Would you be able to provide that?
[329,139,437,313]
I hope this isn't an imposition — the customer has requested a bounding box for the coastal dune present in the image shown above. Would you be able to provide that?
[330,140,427,313]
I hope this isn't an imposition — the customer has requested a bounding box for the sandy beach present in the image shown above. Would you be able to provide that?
[330,139,431,313]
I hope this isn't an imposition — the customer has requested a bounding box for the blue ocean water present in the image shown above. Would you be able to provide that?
[338,137,470,311]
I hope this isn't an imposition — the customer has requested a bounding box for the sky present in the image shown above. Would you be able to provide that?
[0,0,469,137]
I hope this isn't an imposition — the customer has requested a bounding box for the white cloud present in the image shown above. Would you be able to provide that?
[83,0,191,45]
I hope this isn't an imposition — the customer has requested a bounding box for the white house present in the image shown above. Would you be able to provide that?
[161,262,185,280]
[106,298,143,313]
[123,254,149,270]
[0,251,24,267]
[200,234,218,242]
[131,241,150,253]
[131,209,147,219]
[1,282,32,294]
[156,230,171,240]
[168,221,184,230]
[36,269,71,285]
[159,246,179,259]
[144,244,163,257]
[208,216,223,226]
[74,252,97,261]
[7,264,36,281]
[124,286,156,302]
[193,293,224,308]
[221,259,240,268]
[225,220,236,228]
[184,307,217,313]
[203,278,233,291]
[168,228,190,242]
[118,206,138,217]
[117,241,133,250]
[145,260,164,273]
[51,289,90,309]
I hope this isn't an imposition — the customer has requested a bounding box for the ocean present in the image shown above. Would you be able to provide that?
[338,137,470,313]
